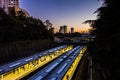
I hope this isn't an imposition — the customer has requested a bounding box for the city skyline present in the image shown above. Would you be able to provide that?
[20,0,103,33]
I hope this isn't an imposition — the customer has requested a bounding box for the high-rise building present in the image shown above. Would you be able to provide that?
[0,0,29,17]
[59,26,64,33]
[0,0,5,8]
[71,27,74,33]
[63,25,67,33]
[0,0,3,8]
[6,0,19,8]
[8,0,19,7]
[0,0,8,12]
[0,0,17,13]
[59,25,67,34]
[7,0,20,14]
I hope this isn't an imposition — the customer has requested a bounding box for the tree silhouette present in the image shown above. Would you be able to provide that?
[44,20,52,30]
[0,8,54,43]
[86,0,120,80]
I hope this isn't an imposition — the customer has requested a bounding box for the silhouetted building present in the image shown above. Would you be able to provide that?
[71,27,74,33]
[63,25,67,33]
[59,25,67,34]
[59,26,64,33]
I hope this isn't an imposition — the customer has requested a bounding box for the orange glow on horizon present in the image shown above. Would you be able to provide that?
[54,24,92,33]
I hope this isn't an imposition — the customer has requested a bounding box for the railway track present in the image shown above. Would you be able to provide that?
[28,46,87,80]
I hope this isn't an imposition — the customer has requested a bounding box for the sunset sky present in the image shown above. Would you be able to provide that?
[20,0,103,33]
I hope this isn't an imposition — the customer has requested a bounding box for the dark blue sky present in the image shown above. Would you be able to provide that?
[20,0,102,32]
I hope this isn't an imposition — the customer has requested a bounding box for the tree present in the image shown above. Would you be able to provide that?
[86,0,120,80]
[0,8,18,42]
[0,8,54,43]
[44,20,52,30]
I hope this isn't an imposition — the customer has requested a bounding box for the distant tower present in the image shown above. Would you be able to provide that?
[63,25,67,34]
[71,27,74,33]
[59,25,67,34]
[59,26,64,33]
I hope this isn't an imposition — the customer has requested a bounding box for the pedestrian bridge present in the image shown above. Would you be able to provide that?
[63,36,95,43]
